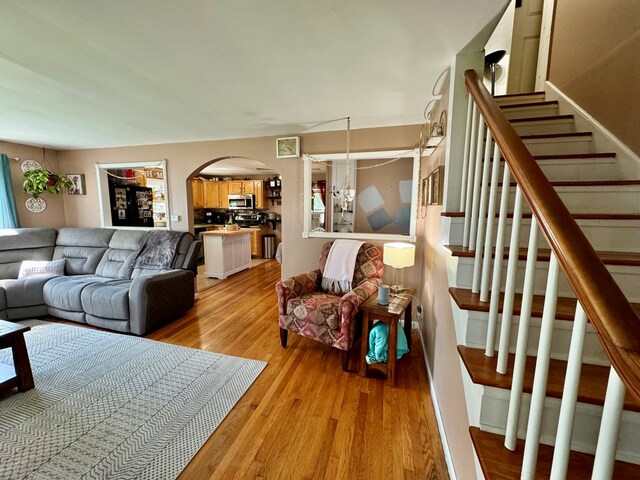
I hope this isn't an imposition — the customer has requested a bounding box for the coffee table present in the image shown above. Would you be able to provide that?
[0,320,35,394]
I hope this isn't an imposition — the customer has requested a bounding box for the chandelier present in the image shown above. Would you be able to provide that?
[332,117,355,215]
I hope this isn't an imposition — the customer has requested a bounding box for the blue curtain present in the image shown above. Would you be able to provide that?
[0,153,20,228]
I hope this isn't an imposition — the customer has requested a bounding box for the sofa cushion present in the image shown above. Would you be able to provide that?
[95,230,146,279]
[81,280,132,320]
[53,228,115,275]
[286,292,341,330]
[0,228,56,279]
[43,275,115,312]
[18,259,65,279]
[0,277,51,308]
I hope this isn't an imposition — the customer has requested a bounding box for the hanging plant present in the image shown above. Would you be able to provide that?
[23,168,72,198]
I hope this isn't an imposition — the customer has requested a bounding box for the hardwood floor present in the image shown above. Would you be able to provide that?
[144,260,448,479]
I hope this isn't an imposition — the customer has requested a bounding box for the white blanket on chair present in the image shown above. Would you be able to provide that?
[321,240,364,294]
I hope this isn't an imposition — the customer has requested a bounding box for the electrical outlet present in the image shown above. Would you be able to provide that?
[170,215,180,222]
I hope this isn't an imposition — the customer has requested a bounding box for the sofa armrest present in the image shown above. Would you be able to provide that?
[129,269,195,335]
[338,278,381,334]
[275,269,321,316]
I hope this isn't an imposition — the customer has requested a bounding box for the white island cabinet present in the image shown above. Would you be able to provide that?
[202,230,251,279]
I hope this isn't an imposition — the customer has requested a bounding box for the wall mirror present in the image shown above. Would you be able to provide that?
[96,160,171,229]
[303,150,419,241]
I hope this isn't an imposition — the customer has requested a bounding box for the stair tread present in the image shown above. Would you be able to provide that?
[500,100,558,109]
[520,131,592,140]
[501,179,640,187]
[494,91,546,99]
[445,244,640,266]
[441,211,640,220]
[449,287,640,320]
[509,114,574,123]
[470,427,640,479]
[457,345,640,411]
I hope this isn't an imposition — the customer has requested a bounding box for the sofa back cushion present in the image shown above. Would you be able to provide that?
[53,228,115,275]
[0,228,56,279]
[96,230,146,279]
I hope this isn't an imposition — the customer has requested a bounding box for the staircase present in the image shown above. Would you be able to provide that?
[442,73,640,479]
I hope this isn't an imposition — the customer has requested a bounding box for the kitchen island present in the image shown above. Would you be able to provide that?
[201,229,251,279]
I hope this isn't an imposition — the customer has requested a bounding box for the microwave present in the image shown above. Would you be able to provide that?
[228,194,255,210]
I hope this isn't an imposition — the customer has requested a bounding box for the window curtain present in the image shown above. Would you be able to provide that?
[0,153,20,228]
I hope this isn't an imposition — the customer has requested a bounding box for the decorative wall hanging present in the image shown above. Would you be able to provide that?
[276,136,300,158]
[20,159,42,172]
[25,196,46,213]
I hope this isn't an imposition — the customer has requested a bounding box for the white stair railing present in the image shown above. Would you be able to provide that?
[457,76,637,479]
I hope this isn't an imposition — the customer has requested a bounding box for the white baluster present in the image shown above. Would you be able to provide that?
[472,128,494,293]
[592,367,626,479]
[462,103,480,248]
[486,186,522,357]
[504,218,539,451]
[468,117,486,250]
[480,142,502,302]
[486,162,510,360]
[521,253,560,480]
[460,95,473,211]
[550,302,587,479]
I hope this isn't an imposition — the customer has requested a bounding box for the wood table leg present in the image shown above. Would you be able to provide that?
[387,316,398,386]
[12,334,34,392]
[359,312,371,377]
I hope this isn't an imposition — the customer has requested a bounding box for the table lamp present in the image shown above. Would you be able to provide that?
[383,242,415,294]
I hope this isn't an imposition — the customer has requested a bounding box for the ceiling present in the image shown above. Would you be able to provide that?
[0,1,507,150]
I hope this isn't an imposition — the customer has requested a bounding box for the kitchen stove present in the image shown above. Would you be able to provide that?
[233,212,267,227]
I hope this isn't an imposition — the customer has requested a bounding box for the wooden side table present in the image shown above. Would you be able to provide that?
[359,287,414,386]
[0,320,35,394]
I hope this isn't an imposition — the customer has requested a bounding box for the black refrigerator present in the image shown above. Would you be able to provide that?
[109,185,154,227]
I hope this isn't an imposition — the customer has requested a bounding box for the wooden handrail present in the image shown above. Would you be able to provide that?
[464,69,640,399]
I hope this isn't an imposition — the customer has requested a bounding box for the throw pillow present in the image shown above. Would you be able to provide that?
[18,259,65,279]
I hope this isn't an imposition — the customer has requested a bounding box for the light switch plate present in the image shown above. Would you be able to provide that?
[170,215,180,222]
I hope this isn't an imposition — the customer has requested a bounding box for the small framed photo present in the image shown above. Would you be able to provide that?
[66,174,86,195]
[276,136,300,158]
[429,166,445,205]
[421,177,429,207]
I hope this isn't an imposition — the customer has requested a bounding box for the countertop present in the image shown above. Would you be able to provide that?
[201,229,251,237]
[194,224,271,231]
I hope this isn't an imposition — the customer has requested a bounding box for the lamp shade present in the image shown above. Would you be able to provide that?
[383,242,415,268]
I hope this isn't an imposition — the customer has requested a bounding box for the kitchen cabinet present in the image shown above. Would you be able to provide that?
[253,181,265,208]
[248,225,272,258]
[219,181,229,208]
[192,179,204,209]
[228,180,244,194]
[204,181,221,208]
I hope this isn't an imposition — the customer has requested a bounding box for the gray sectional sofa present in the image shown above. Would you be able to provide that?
[0,227,201,335]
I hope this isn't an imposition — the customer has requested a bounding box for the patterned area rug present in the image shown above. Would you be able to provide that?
[0,320,266,480]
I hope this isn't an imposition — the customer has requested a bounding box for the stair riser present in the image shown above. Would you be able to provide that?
[493,159,622,182]
[455,259,640,302]
[501,105,559,119]
[505,185,640,214]
[459,308,610,366]
[478,387,640,464]
[522,137,593,155]
[448,218,640,253]
[511,119,576,136]
[495,94,546,106]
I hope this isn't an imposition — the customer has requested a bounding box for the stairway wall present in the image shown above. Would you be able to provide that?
[548,0,640,156]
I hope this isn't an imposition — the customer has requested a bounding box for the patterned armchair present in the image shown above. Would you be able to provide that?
[275,241,384,371]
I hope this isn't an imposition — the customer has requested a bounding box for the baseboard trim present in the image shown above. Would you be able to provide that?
[418,328,458,480]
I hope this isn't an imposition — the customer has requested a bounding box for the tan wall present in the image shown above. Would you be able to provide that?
[548,0,640,155]
[0,140,66,228]
[420,88,477,478]
[58,125,423,285]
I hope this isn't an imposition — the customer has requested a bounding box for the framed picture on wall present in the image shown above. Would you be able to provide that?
[421,177,429,207]
[276,136,300,158]
[66,174,86,195]
[429,166,445,205]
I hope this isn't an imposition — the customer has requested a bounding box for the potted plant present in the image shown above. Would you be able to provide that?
[23,169,72,198]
